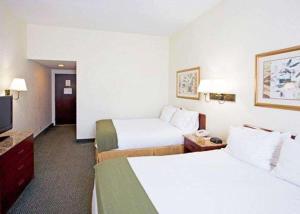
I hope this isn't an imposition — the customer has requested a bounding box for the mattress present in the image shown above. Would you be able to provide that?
[92,150,300,214]
[113,118,184,150]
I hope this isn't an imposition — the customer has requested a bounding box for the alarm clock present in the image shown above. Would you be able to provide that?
[210,137,223,144]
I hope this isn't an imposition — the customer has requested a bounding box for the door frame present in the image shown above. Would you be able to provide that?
[51,69,76,125]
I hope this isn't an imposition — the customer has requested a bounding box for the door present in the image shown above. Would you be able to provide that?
[55,74,76,125]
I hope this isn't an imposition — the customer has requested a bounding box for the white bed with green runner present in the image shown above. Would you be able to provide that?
[92,150,300,214]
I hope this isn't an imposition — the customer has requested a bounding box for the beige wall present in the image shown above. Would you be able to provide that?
[27,25,169,139]
[0,2,52,137]
[169,0,300,138]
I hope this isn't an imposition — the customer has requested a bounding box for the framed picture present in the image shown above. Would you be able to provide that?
[176,67,200,100]
[255,45,300,111]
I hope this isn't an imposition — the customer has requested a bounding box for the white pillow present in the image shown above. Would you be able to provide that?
[226,126,282,170]
[159,106,177,122]
[239,128,291,167]
[170,109,199,134]
[272,138,300,186]
[271,132,291,167]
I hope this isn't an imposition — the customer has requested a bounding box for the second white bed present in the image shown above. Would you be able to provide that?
[93,150,300,214]
[113,118,184,150]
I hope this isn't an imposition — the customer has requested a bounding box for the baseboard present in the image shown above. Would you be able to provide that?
[76,138,95,144]
[35,123,54,139]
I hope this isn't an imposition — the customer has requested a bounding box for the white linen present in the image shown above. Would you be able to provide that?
[272,132,292,167]
[128,150,300,214]
[272,137,300,187]
[226,126,282,170]
[113,118,184,150]
[159,105,177,122]
[91,183,98,214]
[170,109,199,134]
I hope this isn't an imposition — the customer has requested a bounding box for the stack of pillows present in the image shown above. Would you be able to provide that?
[226,126,300,186]
[160,105,199,134]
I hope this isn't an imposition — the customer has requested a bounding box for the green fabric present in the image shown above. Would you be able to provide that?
[94,158,158,214]
[95,119,118,152]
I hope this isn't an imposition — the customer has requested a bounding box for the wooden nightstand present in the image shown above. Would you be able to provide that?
[184,134,227,153]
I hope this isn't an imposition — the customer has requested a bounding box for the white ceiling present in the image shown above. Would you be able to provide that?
[5,0,221,36]
[32,59,76,70]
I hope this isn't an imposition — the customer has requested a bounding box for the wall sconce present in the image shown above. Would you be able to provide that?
[9,78,28,100]
[197,79,212,102]
[198,79,236,104]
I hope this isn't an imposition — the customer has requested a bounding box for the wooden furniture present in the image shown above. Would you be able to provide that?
[184,134,226,153]
[0,131,34,213]
[97,144,184,163]
[244,124,296,139]
[96,113,206,163]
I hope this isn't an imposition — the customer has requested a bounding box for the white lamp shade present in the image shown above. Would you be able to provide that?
[210,79,232,93]
[198,79,233,94]
[10,78,27,91]
[197,79,212,93]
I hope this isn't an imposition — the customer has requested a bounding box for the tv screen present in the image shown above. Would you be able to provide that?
[0,96,13,134]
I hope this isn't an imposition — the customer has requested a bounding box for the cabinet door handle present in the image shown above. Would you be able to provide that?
[17,164,24,171]
[18,149,24,155]
[18,178,25,187]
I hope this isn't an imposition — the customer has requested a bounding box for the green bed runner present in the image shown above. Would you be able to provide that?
[94,158,158,214]
[95,119,118,152]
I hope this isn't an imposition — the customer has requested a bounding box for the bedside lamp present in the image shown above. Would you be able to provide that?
[9,78,28,100]
[209,79,233,104]
[198,79,236,104]
[198,79,212,102]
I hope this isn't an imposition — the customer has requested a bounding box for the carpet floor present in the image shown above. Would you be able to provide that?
[8,125,95,214]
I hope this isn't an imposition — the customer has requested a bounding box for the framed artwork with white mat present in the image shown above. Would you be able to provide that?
[255,45,300,111]
[176,67,200,100]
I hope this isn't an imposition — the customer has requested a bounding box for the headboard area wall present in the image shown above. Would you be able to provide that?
[168,0,300,139]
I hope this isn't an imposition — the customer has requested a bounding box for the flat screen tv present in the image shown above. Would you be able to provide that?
[0,96,13,137]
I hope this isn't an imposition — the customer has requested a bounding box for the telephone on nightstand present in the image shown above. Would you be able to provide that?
[195,129,210,137]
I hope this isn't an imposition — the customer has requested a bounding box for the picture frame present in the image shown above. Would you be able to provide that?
[176,67,200,100]
[255,45,300,111]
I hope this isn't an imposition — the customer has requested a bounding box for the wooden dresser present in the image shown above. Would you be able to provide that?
[0,131,34,214]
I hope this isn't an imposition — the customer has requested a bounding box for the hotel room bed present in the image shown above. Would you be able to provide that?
[95,113,206,163]
[92,150,300,214]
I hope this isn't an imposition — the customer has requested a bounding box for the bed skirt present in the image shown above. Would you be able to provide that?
[96,144,184,163]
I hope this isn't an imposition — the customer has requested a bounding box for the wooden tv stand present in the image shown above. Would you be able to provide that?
[0,131,34,213]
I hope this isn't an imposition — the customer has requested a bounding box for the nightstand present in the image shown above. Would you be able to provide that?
[184,134,227,153]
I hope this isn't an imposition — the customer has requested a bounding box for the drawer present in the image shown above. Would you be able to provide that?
[1,136,33,168]
[3,154,34,193]
[184,139,200,152]
[14,163,34,193]
[2,164,33,212]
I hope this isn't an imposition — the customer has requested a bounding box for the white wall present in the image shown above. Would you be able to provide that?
[27,61,52,135]
[0,2,52,137]
[27,25,169,139]
[169,0,300,138]
[51,69,76,125]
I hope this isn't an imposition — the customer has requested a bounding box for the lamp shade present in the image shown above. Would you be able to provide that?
[10,78,27,91]
[197,79,212,93]
[210,79,232,94]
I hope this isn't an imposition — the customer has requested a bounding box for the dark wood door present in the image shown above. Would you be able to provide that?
[55,74,76,125]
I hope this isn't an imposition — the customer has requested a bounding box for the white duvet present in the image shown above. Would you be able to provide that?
[92,150,300,214]
[129,150,300,214]
[112,118,184,150]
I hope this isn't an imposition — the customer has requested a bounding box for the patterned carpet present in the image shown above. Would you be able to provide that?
[8,125,95,214]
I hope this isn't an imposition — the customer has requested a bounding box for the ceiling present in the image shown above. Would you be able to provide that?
[5,0,221,36]
[32,60,76,70]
